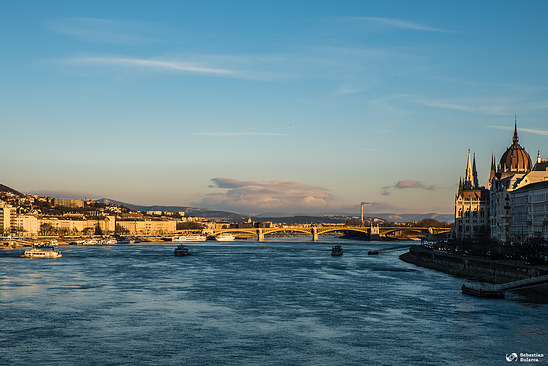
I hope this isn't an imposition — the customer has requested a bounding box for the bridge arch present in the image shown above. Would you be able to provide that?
[317,227,369,235]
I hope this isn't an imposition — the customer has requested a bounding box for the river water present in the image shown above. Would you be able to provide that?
[1,239,546,365]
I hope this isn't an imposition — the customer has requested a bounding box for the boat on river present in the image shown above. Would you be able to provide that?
[174,245,191,256]
[20,246,62,259]
[331,245,343,256]
[215,233,235,242]
[172,235,207,242]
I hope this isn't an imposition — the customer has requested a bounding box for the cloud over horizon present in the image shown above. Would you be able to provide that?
[381,179,435,196]
[201,177,336,215]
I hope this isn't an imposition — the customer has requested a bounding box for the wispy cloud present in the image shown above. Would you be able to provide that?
[381,179,435,196]
[56,55,296,81]
[60,57,234,75]
[487,125,548,136]
[202,177,336,215]
[46,17,162,44]
[195,132,285,136]
[335,83,363,95]
[347,17,447,32]
[413,97,509,115]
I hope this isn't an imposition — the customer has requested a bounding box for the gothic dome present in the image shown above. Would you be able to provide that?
[498,122,532,173]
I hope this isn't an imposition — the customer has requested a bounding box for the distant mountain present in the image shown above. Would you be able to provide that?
[96,198,246,221]
[0,184,21,195]
[22,189,453,223]
[92,199,453,223]
[29,190,94,200]
[376,213,453,223]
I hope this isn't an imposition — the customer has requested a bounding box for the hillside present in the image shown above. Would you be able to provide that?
[0,184,21,195]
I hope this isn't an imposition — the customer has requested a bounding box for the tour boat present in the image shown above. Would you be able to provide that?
[174,245,191,256]
[215,233,235,242]
[103,238,117,245]
[331,245,343,256]
[172,235,207,242]
[20,247,62,259]
[82,238,98,245]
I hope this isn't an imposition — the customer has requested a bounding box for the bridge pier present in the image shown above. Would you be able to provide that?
[257,228,264,242]
[370,224,379,239]
[312,227,318,241]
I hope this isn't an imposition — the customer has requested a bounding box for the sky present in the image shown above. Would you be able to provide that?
[1,0,548,216]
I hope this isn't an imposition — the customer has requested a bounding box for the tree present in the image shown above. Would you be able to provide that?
[94,223,103,236]
[40,223,56,236]
[115,224,129,235]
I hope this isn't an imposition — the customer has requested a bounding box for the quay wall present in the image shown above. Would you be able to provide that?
[400,247,548,284]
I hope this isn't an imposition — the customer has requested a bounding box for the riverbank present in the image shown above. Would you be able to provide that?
[400,246,548,284]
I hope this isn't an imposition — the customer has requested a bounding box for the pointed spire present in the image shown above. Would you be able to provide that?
[472,153,479,188]
[489,153,496,186]
[513,114,519,144]
[464,149,474,189]
[491,153,496,172]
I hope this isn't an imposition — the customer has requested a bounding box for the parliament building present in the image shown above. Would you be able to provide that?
[453,120,548,244]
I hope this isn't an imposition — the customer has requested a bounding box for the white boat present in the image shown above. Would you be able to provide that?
[172,235,207,242]
[20,247,62,259]
[215,233,235,242]
[82,238,98,245]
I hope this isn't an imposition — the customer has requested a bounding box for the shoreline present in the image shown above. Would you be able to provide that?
[400,247,548,284]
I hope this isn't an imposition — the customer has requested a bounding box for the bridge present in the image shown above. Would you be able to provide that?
[207,226,450,241]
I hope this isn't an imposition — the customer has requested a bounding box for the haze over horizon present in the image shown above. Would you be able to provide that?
[2,1,548,216]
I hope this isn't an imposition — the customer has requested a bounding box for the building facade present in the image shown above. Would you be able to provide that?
[510,181,548,242]
[0,203,16,235]
[53,198,85,208]
[12,215,40,236]
[453,151,490,241]
[489,122,548,243]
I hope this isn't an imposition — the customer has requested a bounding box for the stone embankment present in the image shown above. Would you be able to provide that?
[400,246,548,284]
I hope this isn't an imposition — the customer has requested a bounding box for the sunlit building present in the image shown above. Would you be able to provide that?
[452,151,490,241]
[489,121,548,243]
[13,215,39,236]
[0,203,16,235]
[53,198,85,208]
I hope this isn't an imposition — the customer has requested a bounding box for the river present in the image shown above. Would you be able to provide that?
[1,239,546,365]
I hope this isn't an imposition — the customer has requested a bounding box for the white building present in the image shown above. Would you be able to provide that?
[0,203,16,235]
[13,215,40,236]
[489,122,548,243]
[511,181,548,242]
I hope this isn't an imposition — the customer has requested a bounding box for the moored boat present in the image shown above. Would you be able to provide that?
[20,247,62,259]
[215,233,235,242]
[82,238,98,245]
[172,235,207,242]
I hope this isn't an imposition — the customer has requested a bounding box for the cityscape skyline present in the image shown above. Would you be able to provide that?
[2,1,548,215]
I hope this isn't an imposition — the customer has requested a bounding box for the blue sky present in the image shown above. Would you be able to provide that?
[1,1,547,216]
